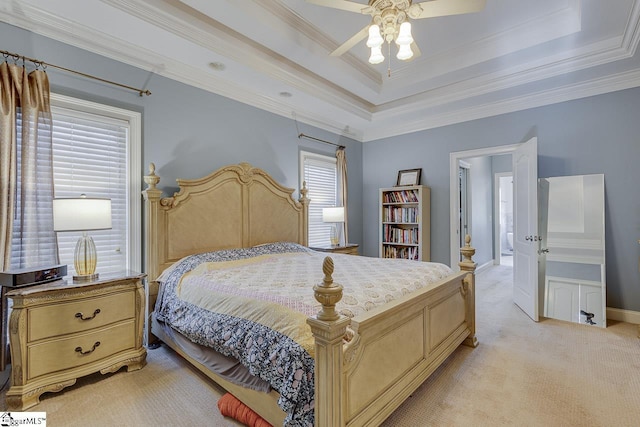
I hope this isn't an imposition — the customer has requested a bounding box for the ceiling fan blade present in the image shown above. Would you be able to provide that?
[330,25,369,57]
[411,41,422,60]
[408,0,486,19]
[306,0,369,14]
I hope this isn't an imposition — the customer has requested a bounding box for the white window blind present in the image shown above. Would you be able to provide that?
[300,151,337,247]
[51,107,129,276]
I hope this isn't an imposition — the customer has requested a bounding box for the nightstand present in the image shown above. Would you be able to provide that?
[5,271,147,411]
[310,243,359,255]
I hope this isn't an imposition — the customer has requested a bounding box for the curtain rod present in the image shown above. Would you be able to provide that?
[1,49,152,97]
[298,133,344,149]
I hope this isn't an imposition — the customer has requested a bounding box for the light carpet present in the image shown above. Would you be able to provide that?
[1,264,638,426]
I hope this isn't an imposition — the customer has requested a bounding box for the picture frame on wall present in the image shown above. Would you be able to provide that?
[396,168,422,186]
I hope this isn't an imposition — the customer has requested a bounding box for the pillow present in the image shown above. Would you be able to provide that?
[217,393,272,427]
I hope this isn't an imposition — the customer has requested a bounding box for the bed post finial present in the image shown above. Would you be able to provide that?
[459,234,476,272]
[300,181,309,203]
[313,256,343,321]
[144,162,160,190]
[300,181,310,246]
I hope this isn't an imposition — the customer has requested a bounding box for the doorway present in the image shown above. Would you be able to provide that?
[459,161,471,259]
[449,144,520,269]
[495,173,513,267]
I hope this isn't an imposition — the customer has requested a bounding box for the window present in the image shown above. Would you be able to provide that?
[300,151,337,247]
[50,94,141,276]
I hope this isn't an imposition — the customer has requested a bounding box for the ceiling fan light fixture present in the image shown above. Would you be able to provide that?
[368,45,384,64]
[396,43,414,60]
[395,22,413,46]
[366,24,384,47]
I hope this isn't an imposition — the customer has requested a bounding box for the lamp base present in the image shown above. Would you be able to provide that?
[329,224,339,247]
[73,273,99,282]
[74,233,99,281]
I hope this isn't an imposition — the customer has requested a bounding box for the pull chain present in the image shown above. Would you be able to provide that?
[387,42,392,77]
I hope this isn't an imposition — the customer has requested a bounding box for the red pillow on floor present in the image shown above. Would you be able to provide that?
[217,393,272,427]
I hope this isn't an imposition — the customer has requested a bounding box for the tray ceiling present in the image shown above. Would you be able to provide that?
[2,0,640,141]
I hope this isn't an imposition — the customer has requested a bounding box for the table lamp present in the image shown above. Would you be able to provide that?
[322,206,345,247]
[53,195,112,282]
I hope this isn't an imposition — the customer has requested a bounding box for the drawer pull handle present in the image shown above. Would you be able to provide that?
[75,309,101,321]
[75,341,101,355]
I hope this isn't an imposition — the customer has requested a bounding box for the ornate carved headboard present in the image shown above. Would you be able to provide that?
[142,162,309,284]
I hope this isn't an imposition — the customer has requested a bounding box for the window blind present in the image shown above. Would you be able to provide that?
[301,152,337,247]
[51,108,129,276]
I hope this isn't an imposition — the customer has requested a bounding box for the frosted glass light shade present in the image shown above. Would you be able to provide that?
[396,22,413,46]
[322,207,345,223]
[369,45,384,64]
[366,24,384,48]
[396,43,414,60]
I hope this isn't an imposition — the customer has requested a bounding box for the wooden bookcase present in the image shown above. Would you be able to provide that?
[379,185,430,261]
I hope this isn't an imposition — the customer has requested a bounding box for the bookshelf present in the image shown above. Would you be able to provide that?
[379,185,430,261]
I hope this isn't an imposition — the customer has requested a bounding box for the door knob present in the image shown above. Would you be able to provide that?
[538,248,549,254]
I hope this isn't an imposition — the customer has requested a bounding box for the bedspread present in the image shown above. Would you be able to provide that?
[155,242,453,426]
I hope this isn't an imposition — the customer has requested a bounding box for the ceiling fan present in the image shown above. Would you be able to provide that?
[306,0,486,65]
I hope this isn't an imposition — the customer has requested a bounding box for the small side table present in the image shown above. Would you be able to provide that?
[5,271,147,410]
[310,243,359,255]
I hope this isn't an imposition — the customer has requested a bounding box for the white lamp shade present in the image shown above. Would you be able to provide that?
[53,197,112,232]
[322,207,345,223]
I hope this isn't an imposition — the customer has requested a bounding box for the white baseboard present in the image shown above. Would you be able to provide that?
[476,260,494,274]
[607,307,640,325]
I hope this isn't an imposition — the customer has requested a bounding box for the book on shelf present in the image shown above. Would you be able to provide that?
[382,189,419,204]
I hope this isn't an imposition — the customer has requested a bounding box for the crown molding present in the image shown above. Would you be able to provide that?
[364,67,640,141]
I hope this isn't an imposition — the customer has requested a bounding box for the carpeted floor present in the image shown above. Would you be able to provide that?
[2,264,639,426]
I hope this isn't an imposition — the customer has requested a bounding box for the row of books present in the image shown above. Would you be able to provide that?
[381,245,420,260]
[382,206,419,223]
[382,224,419,244]
[382,189,419,204]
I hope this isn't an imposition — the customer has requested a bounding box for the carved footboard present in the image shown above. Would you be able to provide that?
[308,236,477,427]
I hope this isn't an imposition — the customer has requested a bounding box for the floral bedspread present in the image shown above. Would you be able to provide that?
[155,242,453,426]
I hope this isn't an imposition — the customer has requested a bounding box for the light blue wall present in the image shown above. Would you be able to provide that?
[363,90,640,311]
[0,22,364,259]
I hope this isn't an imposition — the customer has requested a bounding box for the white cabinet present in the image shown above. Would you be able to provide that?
[545,277,603,326]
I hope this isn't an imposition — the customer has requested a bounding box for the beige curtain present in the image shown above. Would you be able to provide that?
[336,147,348,245]
[0,61,58,271]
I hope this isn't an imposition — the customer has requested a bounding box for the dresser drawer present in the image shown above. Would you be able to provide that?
[28,290,135,342]
[27,320,136,380]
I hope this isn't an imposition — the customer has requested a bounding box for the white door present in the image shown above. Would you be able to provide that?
[512,137,539,321]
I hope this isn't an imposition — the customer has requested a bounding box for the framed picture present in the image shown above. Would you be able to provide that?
[396,168,422,186]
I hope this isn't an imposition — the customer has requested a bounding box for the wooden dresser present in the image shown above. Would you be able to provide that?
[5,271,147,410]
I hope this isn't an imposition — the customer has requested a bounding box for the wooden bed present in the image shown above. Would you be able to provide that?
[142,162,477,427]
